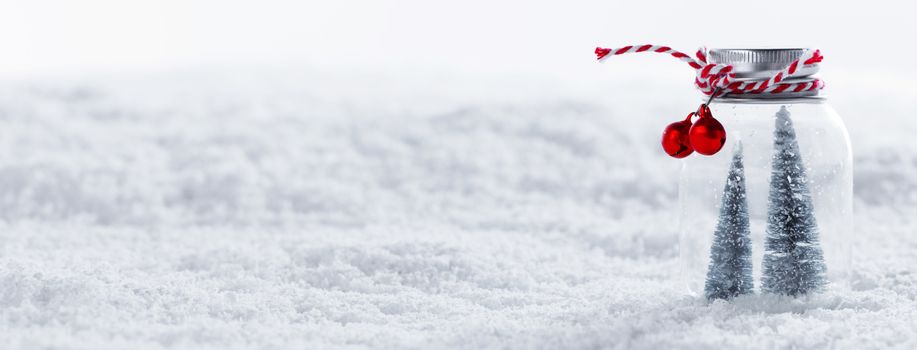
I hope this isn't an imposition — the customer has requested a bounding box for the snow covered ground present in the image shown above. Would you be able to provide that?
[0,68,915,349]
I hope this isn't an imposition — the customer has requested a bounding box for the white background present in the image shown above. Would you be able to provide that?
[2,0,915,79]
[1,1,916,348]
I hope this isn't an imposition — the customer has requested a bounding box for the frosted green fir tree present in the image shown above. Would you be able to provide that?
[761,106,827,296]
[704,142,754,300]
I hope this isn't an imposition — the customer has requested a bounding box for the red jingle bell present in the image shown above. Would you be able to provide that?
[661,112,695,158]
[688,104,726,156]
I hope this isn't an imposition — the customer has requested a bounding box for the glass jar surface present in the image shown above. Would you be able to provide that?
[679,97,852,298]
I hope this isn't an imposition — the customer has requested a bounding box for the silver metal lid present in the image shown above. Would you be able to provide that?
[708,48,820,99]
[708,48,818,79]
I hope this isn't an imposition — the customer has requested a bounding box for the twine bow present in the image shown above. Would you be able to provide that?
[595,45,824,97]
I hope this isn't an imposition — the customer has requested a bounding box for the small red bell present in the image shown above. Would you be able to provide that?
[661,112,695,158]
[689,104,726,156]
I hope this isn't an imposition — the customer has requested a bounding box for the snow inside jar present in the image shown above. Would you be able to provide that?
[678,49,853,299]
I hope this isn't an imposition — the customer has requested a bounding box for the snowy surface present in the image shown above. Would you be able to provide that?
[0,69,915,349]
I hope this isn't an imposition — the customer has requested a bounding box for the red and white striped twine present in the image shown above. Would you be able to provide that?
[594,45,824,96]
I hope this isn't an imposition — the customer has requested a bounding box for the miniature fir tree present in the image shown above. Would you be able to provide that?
[761,106,827,296]
[704,142,754,300]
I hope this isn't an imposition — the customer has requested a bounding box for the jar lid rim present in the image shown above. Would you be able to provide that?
[708,48,818,80]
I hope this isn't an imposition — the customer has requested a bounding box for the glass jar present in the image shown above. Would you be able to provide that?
[678,49,852,299]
